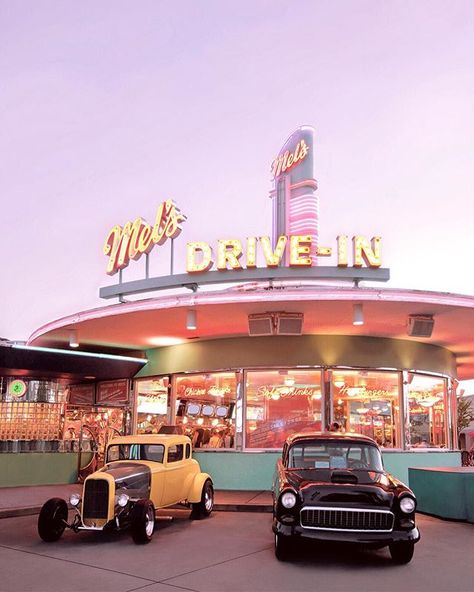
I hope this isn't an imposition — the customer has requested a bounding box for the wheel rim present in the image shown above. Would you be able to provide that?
[204,487,213,512]
[145,508,154,537]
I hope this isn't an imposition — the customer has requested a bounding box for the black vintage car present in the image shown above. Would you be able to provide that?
[272,432,420,563]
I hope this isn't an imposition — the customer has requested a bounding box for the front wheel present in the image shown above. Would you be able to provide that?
[274,533,293,561]
[131,499,155,544]
[38,498,68,542]
[190,479,214,519]
[389,541,415,564]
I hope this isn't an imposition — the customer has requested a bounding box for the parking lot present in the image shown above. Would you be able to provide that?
[0,510,472,592]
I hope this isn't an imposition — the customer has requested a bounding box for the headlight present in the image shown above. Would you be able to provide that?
[117,493,130,507]
[399,496,416,513]
[70,493,81,507]
[280,491,297,509]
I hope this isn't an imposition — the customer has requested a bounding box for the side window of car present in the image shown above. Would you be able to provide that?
[143,444,164,463]
[185,443,191,459]
[168,444,184,463]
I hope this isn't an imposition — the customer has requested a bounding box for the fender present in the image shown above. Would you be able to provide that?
[187,472,213,503]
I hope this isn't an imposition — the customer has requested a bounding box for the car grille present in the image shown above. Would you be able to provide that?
[301,506,394,532]
[83,479,109,520]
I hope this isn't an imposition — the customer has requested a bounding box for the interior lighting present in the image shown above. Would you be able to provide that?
[69,330,79,348]
[284,376,295,387]
[353,303,364,326]
[186,309,197,330]
[334,379,345,388]
[148,337,185,347]
[13,344,147,364]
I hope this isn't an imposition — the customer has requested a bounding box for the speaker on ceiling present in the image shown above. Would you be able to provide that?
[275,312,304,335]
[407,315,434,338]
[248,314,274,336]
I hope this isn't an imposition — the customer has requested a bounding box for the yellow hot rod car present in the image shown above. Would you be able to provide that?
[38,434,214,544]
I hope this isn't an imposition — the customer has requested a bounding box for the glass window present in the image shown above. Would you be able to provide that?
[136,377,169,434]
[288,439,384,472]
[406,374,447,448]
[167,444,184,462]
[245,370,322,449]
[107,443,164,463]
[331,370,400,448]
[175,372,237,449]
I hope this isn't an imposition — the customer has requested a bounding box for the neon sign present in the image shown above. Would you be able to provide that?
[103,200,186,275]
[271,139,309,179]
[186,235,382,273]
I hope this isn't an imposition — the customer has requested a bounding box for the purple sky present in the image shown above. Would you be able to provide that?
[1,0,474,342]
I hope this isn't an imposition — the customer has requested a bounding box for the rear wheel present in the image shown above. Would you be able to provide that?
[274,533,293,561]
[131,499,155,544]
[389,541,415,564]
[38,498,68,542]
[190,479,214,519]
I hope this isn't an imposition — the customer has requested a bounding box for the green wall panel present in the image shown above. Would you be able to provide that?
[0,451,461,490]
[409,467,474,522]
[0,453,84,488]
[194,450,461,490]
[383,452,461,485]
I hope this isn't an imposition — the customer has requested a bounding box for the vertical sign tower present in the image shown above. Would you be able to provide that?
[269,126,318,263]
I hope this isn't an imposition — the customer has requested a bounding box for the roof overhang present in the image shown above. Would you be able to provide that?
[27,285,474,380]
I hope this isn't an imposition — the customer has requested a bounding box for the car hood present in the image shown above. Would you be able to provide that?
[100,462,151,499]
[286,469,399,508]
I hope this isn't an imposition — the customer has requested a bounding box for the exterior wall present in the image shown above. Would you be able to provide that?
[137,335,456,378]
[409,467,474,522]
[193,450,461,491]
[0,453,89,487]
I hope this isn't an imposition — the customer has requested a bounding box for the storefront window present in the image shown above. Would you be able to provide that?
[0,378,67,444]
[135,377,169,434]
[406,374,447,448]
[331,370,400,448]
[175,373,237,448]
[245,370,322,449]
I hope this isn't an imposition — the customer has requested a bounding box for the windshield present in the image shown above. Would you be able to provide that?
[287,440,383,472]
[106,443,164,463]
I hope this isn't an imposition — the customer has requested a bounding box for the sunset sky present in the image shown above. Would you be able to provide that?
[1,0,473,341]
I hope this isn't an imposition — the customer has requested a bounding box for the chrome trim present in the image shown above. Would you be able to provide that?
[300,506,394,533]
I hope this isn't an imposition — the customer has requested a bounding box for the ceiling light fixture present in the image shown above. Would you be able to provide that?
[353,303,364,326]
[186,309,197,330]
[69,330,79,348]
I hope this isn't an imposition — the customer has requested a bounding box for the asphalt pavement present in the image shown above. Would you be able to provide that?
[0,510,472,592]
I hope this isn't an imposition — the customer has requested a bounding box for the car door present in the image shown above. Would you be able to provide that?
[161,443,189,506]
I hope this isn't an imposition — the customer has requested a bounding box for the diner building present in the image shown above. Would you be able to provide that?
[2,127,473,489]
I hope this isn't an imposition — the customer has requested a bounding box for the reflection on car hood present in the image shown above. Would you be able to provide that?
[101,462,151,498]
[286,469,398,508]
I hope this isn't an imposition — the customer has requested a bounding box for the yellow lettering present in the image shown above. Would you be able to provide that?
[337,235,348,267]
[260,236,287,267]
[217,239,243,271]
[137,223,153,254]
[186,242,214,273]
[353,236,382,267]
[290,235,312,266]
[246,237,257,268]
[128,218,145,260]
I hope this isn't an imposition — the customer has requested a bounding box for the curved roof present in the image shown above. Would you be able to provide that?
[28,285,474,380]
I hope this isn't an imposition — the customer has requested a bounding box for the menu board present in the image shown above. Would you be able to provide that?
[96,379,129,405]
[68,384,95,405]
